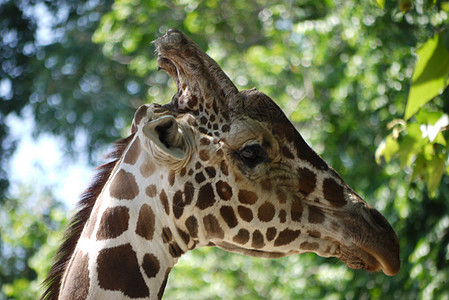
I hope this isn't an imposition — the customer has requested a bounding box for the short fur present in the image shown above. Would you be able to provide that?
[40,133,135,300]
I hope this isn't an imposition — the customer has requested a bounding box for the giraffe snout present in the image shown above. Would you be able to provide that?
[352,204,401,276]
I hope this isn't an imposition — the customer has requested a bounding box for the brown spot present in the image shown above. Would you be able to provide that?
[188,168,194,176]
[83,205,99,238]
[216,180,233,200]
[140,159,156,177]
[97,244,149,298]
[238,190,258,205]
[168,242,183,257]
[200,116,207,125]
[109,170,139,200]
[220,206,238,228]
[203,214,224,239]
[323,178,347,207]
[298,167,316,196]
[160,189,169,215]
[185,216,198,238]
[220,160,229,176]
[205,166,216,178]
[200,137,210,145]
[279,209,287,223]
[142,253,160,278]
[180,167,187,177]
[196,183,215,210]
[58,251,89,299]
[260,179,272,191]
[257,202,275,222]
[184,181,194,205]
[161,227,173,243]
[199,149,210,161]
[308,230,321,238]
[291,199,303,222]
[233,229,250,244]
[136,204,155,240]
[252,230,265,249]
[293,132,328,170]
[168,171,175,186]
[173,190,184,219]
[274,229,301,246]
[281,146,295,160]
[177,228,191,246]
[124,137,141,165]
[158,268,171,300]
[97,206,129,240]
[195,172,206,184]
[132,105,148,132]
[195,162,202,169]
[308,206,325,224]
[222,124,230,132]
[238,206,253,222]
[276,189,287,203]
[300,241,319,251]
[188,94,198,108]
[145,184,157,198]
[266,227,277,241]
[212,100,219,114]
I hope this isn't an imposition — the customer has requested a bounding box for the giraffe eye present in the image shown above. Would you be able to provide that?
[237,144,269,168]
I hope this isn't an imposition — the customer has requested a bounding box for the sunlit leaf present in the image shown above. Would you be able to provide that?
[405,31,449,120]
[433,132,447,146]
[375,135,399,163]
[419,113,449,142]
[376,0,385,9]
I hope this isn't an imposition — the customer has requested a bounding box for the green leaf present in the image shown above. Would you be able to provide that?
[416,110,444,125]
[426,156,445,196]
[376,0,385,9]
[405,31,449,120]
[411,153,427,181]
[375,135,399,163]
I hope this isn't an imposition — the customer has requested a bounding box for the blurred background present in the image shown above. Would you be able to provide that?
[1,0,449,299]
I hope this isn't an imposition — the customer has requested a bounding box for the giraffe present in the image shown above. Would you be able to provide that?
[42,29,400,300]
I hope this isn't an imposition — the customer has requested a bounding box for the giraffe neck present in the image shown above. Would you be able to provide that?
[58,134,191,300]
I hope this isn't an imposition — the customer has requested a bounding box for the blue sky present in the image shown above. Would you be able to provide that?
[4,2,94,209]
[6,107,93,209]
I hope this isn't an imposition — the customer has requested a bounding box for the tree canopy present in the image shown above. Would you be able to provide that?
[1,0,448,299]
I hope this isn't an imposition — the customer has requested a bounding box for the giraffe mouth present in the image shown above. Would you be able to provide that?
[338,245,385,274]
[337,206,400,276]
[154,29,241,113]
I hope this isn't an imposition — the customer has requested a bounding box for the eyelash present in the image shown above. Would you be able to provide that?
[236,144,269,168]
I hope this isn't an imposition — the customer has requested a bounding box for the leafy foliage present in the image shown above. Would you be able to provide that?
[1,0,449,299]
[377,6,449,196]
[0,187,67,299]
[405,31,449,120]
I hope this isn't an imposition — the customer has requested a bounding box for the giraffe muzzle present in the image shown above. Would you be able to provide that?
[341,204,400,276]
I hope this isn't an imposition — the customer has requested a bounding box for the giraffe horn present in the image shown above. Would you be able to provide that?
[154,29,243,115]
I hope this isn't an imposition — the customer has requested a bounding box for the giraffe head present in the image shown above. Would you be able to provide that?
[134,29,400,276]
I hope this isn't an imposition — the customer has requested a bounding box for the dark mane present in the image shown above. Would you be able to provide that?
[40,133,135,300]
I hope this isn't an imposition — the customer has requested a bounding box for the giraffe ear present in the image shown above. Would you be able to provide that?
[143,115,186,160]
